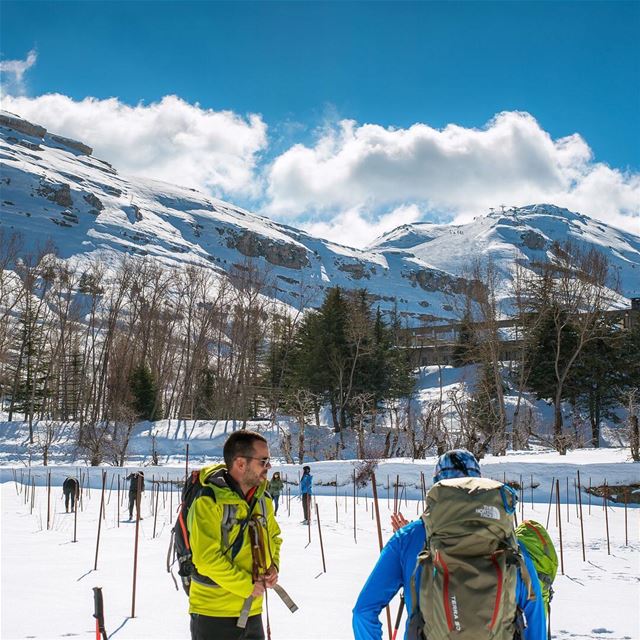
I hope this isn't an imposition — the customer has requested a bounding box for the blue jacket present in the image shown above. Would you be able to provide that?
[353,519,546,640]
[300,473,313,495]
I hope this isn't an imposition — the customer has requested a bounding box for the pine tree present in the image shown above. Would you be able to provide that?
[129,363,162,421]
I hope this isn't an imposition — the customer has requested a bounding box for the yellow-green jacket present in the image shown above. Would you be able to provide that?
[187,464,282,617]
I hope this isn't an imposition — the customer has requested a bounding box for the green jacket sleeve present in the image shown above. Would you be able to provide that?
[188,496,254,599]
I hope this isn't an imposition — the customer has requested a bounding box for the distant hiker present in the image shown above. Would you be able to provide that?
[268,471,284,515]
[352,449,546,640]
[187,430,283,640]
[62,476,79,513]
[300,465,313,524]
[126,471,145,520]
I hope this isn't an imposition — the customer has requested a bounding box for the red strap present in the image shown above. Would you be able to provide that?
[489,553,503,630]
[434,552,454,632]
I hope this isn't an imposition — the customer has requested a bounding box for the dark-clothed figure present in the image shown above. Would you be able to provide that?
[126,471,145,520]
[299,465,313,524]
[268,472,284,515]
[62,477,79,513]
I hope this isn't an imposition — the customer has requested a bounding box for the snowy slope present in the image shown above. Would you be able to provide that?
[1,111,639,323]
[0,112,464,323]
[369,204,640,304]
[1,456,639,640]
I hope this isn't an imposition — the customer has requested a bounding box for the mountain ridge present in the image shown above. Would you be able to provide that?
[1,111,638,322]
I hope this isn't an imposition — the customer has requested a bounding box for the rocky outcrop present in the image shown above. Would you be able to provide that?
[225,230,309,269]
[83,193,104,212]
[407,268,485,300]
[520,229,546,250]
[337,262,370,280]
[50,134,93,156]
[0,113,46,139]
[38,181,73,208]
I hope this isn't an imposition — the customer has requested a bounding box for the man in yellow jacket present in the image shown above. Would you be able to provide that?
[188,430,281,640]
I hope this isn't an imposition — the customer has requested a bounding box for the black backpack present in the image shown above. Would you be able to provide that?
[167,469,264,594]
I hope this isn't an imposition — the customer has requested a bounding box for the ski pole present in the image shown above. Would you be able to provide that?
[392,593,405,640]
[92,586,108,640]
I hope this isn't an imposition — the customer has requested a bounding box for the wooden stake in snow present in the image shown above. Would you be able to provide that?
[30,478,35,514]
[185,443,190,483]
[46,471,51,530]
[604,480,611,555]
[315,503,326,573]
[353,469,357,544]
[566,477,570,523]
[624,489,629,546]
[372,473,393,640]
[335,474,338,524]
[153,480,160,539]
[530,474,534,509]
[545,477,555,529]
[555,479,564,575]
[117,476,120,528]
[576,470,586,562]
[588,476,592,515]
[131,474,143,618]
[94,470,107,570]
[73,480,78,543]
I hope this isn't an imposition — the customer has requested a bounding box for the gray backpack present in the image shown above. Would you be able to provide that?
[409,477,534,640]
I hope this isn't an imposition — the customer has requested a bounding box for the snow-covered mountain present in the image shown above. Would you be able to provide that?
[1,111,638,322]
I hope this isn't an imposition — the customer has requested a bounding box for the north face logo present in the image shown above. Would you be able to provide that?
[475,505,500,520]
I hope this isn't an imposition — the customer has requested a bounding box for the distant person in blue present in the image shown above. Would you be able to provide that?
[299,465,313,524]
[352,450,546,640]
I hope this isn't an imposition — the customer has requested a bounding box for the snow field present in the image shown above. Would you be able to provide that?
[1,465,639,640]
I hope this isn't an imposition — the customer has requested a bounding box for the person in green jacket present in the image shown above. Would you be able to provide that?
[268,472,284,515]
[188,431,282,640]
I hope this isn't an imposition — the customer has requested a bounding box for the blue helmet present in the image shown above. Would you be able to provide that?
[433,449,481,483]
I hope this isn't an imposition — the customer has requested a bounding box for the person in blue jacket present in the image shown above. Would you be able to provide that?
[299,465,313,524]
[352,450,546,640]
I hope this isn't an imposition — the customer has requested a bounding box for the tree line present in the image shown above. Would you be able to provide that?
[0,229,637,463]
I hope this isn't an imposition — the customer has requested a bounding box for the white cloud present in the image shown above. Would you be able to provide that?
[302,204,423,249]
[0,49,37,95]
[2,93,268,197]
[265,112,639,241]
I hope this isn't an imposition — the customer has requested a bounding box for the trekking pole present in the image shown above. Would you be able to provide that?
[604,480,611,555]
[185,443,189,483]
[577,470,585,561]
[131,474,143,618]
[545,477,555,529]
[394,474,399,513]
[92,586,108,640]
[46,471,51,530]
[315,503,326,573]
[372,473,393,640]
[94,470,107,570]
[392,593,405,640]
[555,479,564,575]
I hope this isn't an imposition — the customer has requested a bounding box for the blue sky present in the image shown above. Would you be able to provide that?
[1,1,639,245]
